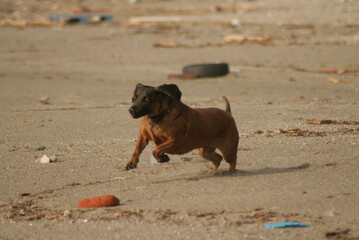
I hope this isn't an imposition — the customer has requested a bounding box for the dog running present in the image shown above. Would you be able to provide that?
[125,83,239,173]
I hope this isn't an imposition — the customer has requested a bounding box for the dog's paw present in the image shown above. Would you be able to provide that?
[124,161,137,170]
[207,168,218,175]
[159,154,170,163]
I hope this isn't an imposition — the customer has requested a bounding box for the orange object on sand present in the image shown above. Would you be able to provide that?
[78,195,120,208]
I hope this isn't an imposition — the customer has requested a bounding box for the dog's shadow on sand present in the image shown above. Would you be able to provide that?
[152,163,310,184]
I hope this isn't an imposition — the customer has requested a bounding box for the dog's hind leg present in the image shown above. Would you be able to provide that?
[224,151,237,173]
[216,130,239,173]
[220,145,238,173]
[199,147,223,173]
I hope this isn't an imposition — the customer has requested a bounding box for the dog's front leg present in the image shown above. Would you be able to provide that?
[125,133,149,170]
[152,138,176,163]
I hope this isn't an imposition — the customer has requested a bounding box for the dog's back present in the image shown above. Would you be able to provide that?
[186,98,238,150]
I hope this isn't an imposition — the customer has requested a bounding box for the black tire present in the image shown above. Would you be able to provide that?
[182,63,229,78]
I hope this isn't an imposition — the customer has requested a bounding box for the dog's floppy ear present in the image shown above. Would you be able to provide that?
[132,83,146,102]
[156,84,182,101]
[135,83,145,90]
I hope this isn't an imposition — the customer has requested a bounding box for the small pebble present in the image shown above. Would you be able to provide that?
[49,155,58,162]
[324,210,335,217]
[63,210,71,217]
[39,96,50,105]
[40,155,51,163]
[39,154,58,163]
[231,18,241,27]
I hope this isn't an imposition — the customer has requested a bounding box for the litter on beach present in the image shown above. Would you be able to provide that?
[263,222,310,229]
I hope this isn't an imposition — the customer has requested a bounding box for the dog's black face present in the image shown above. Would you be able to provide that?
[129,83,182,119]
[129,84,157,119]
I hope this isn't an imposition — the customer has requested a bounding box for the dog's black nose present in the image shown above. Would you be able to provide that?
[129,106,136,116]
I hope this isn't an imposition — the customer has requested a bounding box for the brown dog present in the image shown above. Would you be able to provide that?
[125,83,239,173]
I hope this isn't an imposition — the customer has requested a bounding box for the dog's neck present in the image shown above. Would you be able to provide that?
[149,98,174,123]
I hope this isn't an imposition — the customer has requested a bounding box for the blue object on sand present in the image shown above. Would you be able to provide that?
[49,13,112,24]
[263,222,309,229]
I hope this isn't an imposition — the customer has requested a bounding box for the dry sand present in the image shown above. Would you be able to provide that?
[0,0,359,239]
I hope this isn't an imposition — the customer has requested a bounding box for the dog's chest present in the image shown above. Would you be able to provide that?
[148,123,171,145]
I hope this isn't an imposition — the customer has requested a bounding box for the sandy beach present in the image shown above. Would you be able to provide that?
[1,0,359,239]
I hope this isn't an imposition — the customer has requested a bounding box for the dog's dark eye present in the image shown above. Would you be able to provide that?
[132,95,137,102]
[143,97,150,103]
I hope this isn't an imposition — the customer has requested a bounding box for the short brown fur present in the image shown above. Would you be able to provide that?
[125,83,239,173]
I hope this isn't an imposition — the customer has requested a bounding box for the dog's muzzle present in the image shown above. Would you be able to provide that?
[129,106,138,118]
[129,106,147,119]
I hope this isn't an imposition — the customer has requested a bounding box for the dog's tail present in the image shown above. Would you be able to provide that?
[222,96,232,115]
